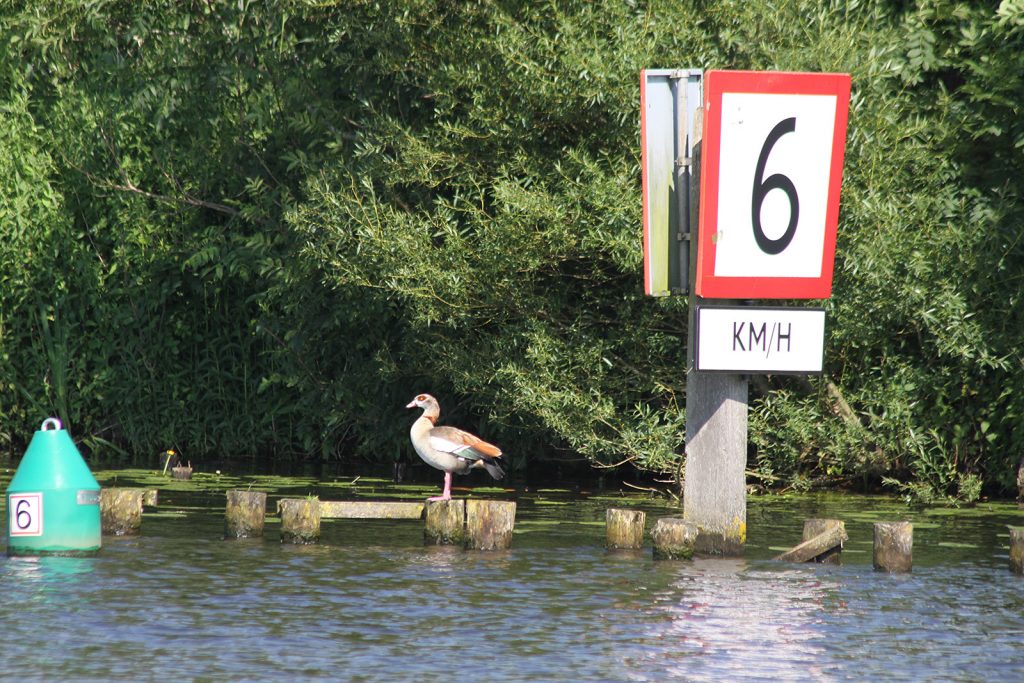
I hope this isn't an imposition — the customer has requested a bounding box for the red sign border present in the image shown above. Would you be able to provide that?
[695,70,851,299]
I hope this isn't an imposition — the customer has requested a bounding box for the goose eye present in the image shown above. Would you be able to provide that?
[417,394,427,401]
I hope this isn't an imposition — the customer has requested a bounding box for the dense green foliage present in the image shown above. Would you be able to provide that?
[0,1,1021,499]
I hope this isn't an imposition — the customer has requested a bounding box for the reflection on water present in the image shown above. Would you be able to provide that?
[624,558,1024,682]
[629,559,839,681]
[3,555,98,617]
[4,555,97,582]
[1,491,1023,681]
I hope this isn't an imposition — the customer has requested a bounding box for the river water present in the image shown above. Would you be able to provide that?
[2,473,1023,681]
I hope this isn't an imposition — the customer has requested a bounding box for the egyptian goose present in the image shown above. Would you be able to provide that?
[406,393,505,501]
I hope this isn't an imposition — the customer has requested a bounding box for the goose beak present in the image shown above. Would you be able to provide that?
[405,399,417,409]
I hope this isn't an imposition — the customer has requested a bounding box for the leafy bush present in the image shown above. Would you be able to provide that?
[0,1,1021,499]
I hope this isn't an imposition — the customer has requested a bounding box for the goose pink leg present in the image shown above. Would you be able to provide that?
[429,472,453,501]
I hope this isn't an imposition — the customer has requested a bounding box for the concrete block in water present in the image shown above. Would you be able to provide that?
[1009,526,1024,575]
[424,499,466,546]
[606,508,646,550]
[225,490,268,539]
[651,517,698,560]
[425,499,515,550]
[280,497,321,544]
[466,500,515,551]
[873,521,913,573]
[100,488,145,536]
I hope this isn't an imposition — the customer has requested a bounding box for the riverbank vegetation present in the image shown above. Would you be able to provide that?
[0,1,1021,502]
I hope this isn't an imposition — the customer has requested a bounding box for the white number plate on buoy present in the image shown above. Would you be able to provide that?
[9,493,43,536]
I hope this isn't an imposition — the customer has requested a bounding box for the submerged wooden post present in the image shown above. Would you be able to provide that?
[280,497,321,544]
[1009,527,1024,575]
[651,517,698,560]
[774,519,847,563]
[225,490,268,539]
[424,499,466,546]
[100,488,145,536]
[465,500,515,550]
[606,508,646,550]
[873,521,913,573]
[172,465,192,480]
[804,518,844,564]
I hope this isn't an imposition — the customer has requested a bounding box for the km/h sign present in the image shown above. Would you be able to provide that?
[695,306,826,374]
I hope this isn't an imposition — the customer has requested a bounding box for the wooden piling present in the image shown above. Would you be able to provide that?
[100,487,145,536]
[424,499,466,546]
[1009,526,1024,575]
[1017,455,1024,504]
[873,521,913,573]
[465,500,516,551]
[606,508,646,550]
[774,519,846,563]
[171,465,192,480]
[225,490,268,539]
[651,517,698,560]
[280,497,321,544]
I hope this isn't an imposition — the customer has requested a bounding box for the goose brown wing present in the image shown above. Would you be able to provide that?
[428,426,503,459]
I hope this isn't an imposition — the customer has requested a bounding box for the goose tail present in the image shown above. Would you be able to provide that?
[481,457,505,481]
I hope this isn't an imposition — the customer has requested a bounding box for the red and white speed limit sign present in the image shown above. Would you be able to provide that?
[695,70,851,299]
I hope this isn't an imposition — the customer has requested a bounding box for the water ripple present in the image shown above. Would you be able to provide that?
[3,501,1024,681]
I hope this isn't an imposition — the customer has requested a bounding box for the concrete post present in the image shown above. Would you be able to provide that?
[682,108,748,555]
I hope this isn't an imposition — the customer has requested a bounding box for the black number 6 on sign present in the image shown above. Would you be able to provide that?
[751,117,799,255]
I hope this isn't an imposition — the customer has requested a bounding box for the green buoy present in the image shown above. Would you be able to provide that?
[6,418,102,556]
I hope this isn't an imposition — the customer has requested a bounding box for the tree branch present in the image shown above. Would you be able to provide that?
[105,176,240,216]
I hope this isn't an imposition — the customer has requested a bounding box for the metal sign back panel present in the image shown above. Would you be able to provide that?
[641,69,701,296]
[695,70,851,299]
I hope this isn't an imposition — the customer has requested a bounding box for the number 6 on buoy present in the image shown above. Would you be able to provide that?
[9,493,43,536]
[695,70,851,299]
